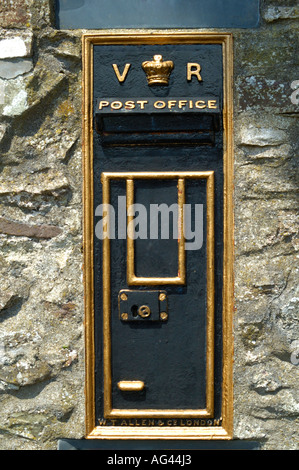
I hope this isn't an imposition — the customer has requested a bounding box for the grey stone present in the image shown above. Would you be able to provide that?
[236,76,293,112]
[0,76,28,117]
[0,279,29,313]
[263,6,299,22]
[0,59,33,79]
[0,292,22,313]
[240,126,287,147]
[250,368,283,394]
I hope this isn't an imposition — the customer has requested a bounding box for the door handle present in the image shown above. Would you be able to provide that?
[117,381,145,392]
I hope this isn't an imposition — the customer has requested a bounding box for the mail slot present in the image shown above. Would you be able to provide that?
[83,32,234,440]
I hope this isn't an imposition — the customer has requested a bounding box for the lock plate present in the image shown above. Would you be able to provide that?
[118,290,168,322]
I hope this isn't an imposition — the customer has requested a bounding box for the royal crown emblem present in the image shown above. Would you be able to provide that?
[142,55,174,86]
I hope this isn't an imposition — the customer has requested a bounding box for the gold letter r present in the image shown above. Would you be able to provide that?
[187,63,202,82]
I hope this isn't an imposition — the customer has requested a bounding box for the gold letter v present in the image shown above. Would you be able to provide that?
[112,63,131,83]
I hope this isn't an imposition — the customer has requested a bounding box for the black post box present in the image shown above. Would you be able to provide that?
[83,32,234,441]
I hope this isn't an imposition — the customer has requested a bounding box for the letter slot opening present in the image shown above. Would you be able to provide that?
[95,98,221,146]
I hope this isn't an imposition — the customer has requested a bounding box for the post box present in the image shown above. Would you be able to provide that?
[83,32,234,440]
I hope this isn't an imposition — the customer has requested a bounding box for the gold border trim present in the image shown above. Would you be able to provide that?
[87,426,229,440]
[82,31,234,440]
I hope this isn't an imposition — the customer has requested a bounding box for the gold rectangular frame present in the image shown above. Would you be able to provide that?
[83,31,234,440]
[101,171,215,420]
[126,176,186,286]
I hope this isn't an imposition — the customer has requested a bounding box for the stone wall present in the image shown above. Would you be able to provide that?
[233,0,299,449]
[0,0,298,450]
[0,0,85,449]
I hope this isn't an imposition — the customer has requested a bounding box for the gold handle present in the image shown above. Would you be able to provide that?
[117,381,145,392]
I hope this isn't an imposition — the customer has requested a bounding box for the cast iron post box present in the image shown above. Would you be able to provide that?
[83,32,234,441]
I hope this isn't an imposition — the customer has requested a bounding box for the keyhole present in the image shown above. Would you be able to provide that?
[131,305,138,317]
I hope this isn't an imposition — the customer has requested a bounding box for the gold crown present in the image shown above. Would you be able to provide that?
[142,55,174,86]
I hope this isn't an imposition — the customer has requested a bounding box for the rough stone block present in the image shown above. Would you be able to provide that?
[0,0,30,28]
[263,6,299,22]
[0,167,70,196]
[0,217,62,239]
[29,0,55,29]
[0,58,33,79]
[0,31,33,58]
[0,76,29,117]
[236,76,294,112]
[240,126,287,147]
